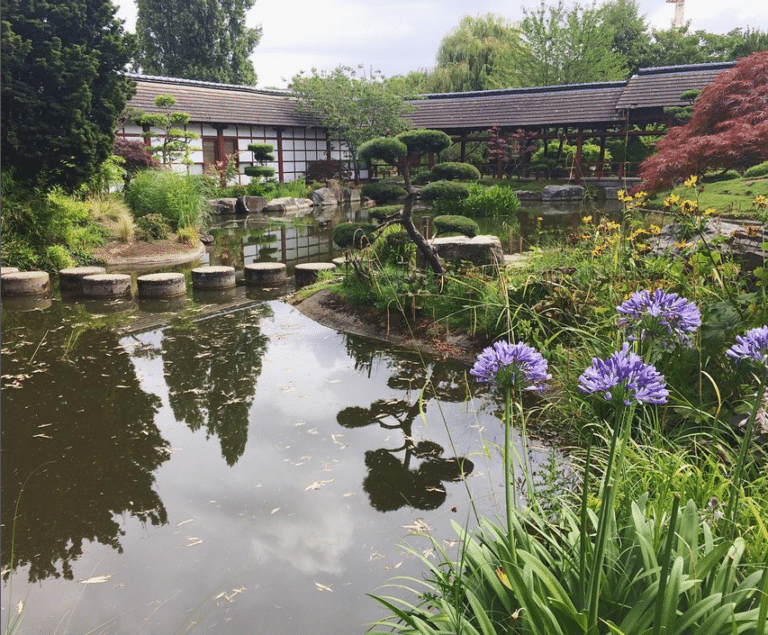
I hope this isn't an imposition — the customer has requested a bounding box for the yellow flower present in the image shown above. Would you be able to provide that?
[703,208,716,216]
[629,228,649,241]
[605,221,621,232]
[680,199,698,214]
[649,224,661,235]
[664,193,681,208]
[582,215,592,224]
[634,243,652,253]
[684,175,698,188]
[634,191,648,200]
[674,241,689,249]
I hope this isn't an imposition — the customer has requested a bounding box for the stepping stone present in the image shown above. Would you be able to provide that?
[59,266,107,292]
[1,267,20,276]
[244,262,287,286]
[332,256,349,270]
[82,273,132,298]
[1,271,50,296]
[294,262,335,289]
[137,272,187,298]
[191,265,236,290]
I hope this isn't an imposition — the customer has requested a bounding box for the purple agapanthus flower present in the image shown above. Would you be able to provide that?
[616,288,701,347]
[471,341,551,392]
[579,343,669,406]
[726,325,768,377]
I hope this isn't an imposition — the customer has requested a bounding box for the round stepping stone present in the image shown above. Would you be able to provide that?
[244,262,287,286]
[59,266,106,292]
[1,271,50,296]
[1,266,20,276]
[294,262,335,289]
[137,272,187,298]
[82,273,132,298]
[332,256,349,270]
[191,265,236,290]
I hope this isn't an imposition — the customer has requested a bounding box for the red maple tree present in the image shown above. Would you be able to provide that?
[636,52,768,193]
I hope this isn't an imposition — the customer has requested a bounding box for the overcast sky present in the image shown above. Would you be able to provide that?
[115,0,768,89]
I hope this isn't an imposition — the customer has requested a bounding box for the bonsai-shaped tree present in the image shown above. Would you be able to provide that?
[136,95,200,167]
[358,129,452,275]
[244,143,275,181]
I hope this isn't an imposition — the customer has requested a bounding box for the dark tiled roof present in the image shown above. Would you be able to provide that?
[615,61,735,110]
[407,82,627,130]
[127,73,319,127]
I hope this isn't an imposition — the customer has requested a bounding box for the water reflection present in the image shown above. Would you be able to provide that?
[0,305,168,583]
[161,306,271,465]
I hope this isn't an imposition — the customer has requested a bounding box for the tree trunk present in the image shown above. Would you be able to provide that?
[400,166,444,275]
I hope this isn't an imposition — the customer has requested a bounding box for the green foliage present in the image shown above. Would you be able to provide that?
[433,215,479,237]
[125,169,210,230]
[519,0,627,86]
[396,129,453,155]
[247,143,275,162]
[430,162,481,181]
[358,138,409,166]
[332,222,377,249]
[1,0,135,191]
[243,165,276,179]
[135,95,200,167]
[361,181,406,204]
[433,183,521,218]
[368,205,402,222]
[135,0,260,84]
[135,213,171,241]
[745,161,768,178]
[419,180,470,202]
[290,65,413,181]
[44,245,76,270]
[369,225,415,266]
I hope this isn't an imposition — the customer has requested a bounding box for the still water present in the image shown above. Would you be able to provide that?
[1,288,557,635]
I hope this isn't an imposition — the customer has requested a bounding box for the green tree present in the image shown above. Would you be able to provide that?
[432,13,524,92]
[598,0,651,75]
[135,0,260,85]
[1,0,135,191]
[290,65,413,183]
[519,0,626,86]
[135,94,200,167]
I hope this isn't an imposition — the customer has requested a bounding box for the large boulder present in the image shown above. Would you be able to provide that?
[209,198,238,215]
[236,195,268,215]
[541,184,585,201]
[428,235,505,270]
[344,188,362,203]
[262,197,315,216]
[311,187,339,207]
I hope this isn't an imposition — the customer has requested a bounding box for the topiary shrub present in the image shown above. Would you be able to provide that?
[332,222,377,249]
[368,205,401,222]
[419,180,470,202]
[396,129,452,154]
[433,215,480,238]
[361,181,406,204]
[744,161,768,178]
[429,162,481,182]
[135,213,171,241]
[359,137,409,165]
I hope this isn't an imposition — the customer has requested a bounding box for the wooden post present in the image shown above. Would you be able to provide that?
[597,132,606,179]
[276,128,285,183]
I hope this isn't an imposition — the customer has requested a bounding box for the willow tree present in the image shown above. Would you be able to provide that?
[358,129,452,275]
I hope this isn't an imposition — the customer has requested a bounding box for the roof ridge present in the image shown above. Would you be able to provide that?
[416,80,628,100]
[125,72,292,96]
[636,60,736,76]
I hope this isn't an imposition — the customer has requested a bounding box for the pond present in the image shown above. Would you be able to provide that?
[0,202,570,634]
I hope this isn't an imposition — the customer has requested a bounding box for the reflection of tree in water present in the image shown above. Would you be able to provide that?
[1,308,167,583]
[162,305,270,466]
[338,348,474,511]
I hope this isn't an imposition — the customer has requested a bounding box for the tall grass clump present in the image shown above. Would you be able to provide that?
[433,183,521,218]
[125,169,210,230]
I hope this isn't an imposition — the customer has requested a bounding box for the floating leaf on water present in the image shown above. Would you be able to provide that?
[80,574,113,584]
[314,582,333,592]
[305,479,334,491]
[368,551,385,561]
[176,519,194,527]
[271,508,280,514]
[186,538,204,547]
[33,434,52,439]
[342,491,355,497]
[401,519,433,533]
[16,599,23,615]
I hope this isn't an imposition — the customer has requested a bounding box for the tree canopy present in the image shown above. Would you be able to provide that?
[637,52,768,192]
[1,0,135,191]
[135,0,261,85]
[290,65,413,182]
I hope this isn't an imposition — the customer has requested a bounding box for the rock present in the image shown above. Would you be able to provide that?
[541,184,585,201]
[344,188,361,203]
[428,235,505,270]
[236,195,267,215]
[262,197,315,216]
[199,233,215,244]
[311,188,339,207]
[209,198,238,215]
[514,190,541,201]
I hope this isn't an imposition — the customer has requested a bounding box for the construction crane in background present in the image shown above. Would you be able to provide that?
[667,0,686,28]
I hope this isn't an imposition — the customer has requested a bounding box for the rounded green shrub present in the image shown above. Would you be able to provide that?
[419,180,470,202]
[368,205,401,222]
[433,215,479,238]
[358,137,408,164]
[332,222,377,249]
[744,161,768,178]
[396,129,452,155]
[361,181,406,204]
[244,165,276,179]
[135,213,171,241]
[45,245,76,270]
[430,162,481,182]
